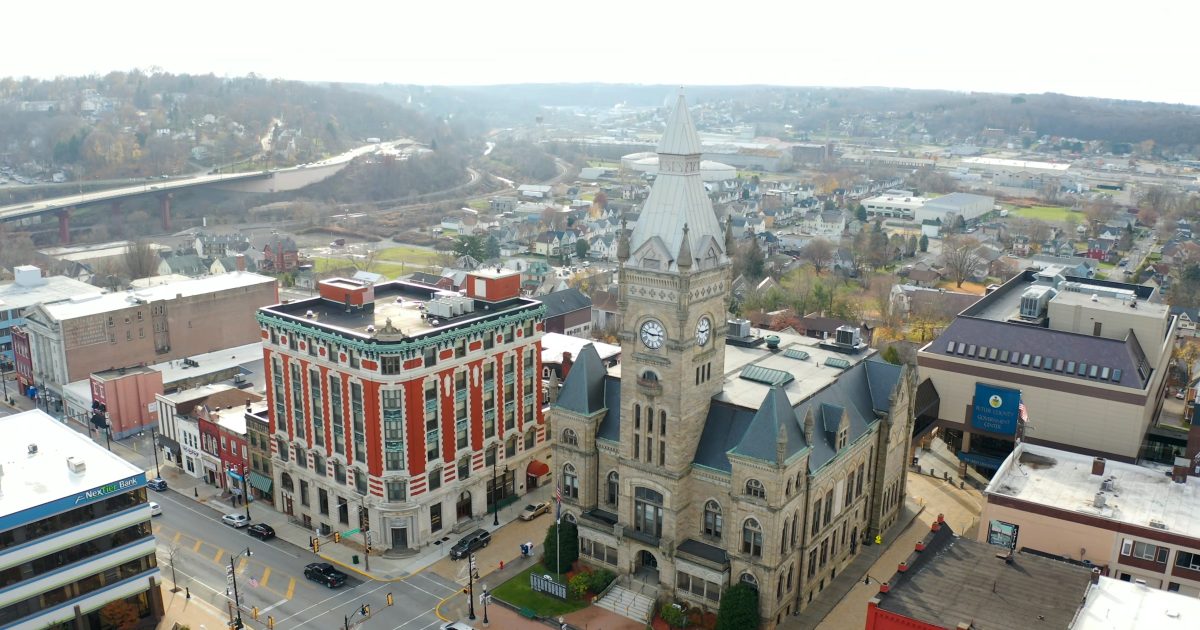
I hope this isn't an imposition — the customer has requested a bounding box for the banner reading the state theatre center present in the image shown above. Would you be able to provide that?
[971,383,1021,436]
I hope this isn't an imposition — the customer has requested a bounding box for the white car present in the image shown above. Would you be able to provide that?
[149,502,162,517]
[222,513,250,528]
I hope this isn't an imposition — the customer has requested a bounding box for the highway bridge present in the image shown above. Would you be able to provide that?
[0,140,391,243]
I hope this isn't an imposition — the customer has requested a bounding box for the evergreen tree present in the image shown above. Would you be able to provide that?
[485,235,501,259]
[715,582,760,630]
[541,520,579,576]
[919,234,929,252]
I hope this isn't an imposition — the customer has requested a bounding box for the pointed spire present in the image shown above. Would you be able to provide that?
[657,88,702,156]
[676,223,693,271]
[776,420,788,466]
[616,218,630,263]
[724,215,735,252]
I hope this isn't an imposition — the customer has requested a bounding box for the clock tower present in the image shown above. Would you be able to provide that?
[616,90,731,480]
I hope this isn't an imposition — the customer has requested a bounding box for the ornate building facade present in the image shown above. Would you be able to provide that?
[551,93,917,627]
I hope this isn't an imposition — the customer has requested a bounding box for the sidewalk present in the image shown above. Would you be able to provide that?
[157,577,232,630]
[156,461,558,581]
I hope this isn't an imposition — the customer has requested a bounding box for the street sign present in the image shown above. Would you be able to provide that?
[342,528,360,536]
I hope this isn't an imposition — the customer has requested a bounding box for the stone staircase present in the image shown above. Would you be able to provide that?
[595,583,655,624]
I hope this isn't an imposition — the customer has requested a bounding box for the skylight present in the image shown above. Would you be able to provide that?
[739,365,795,387]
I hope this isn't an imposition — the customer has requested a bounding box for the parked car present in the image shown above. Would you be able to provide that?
[147,478,168,491]
[442,623,476,630]
[247,523,276,540]
[222,513,250,528]
[449,529,492,560]
[304,562,347,588]
[1176,390,1187,400]
[520,502,551,521]
[149,502,162,517]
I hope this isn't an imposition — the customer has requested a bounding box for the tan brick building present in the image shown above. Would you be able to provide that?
[20,272,278,402]
[550,93,917,628]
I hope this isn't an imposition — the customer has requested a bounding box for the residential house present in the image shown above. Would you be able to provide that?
[1086,238,1119,262]
[799,208,847,238]
[406,271,453,290]
[590,289,621,333]
[540,287,592,336]
[194,232,250,258]
[210,255,256,275]
[262,235,300,272]
[531,230,578,259]
[157,253,207,277]
[889,284,982,319]
[588,234,617,260]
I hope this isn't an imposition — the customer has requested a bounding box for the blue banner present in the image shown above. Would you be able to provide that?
[0,472,146,532]
[971,383,1020,436]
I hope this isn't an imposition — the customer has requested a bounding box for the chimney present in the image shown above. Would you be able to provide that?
[1091,568,1101,585]
[561,352,574,379]
[245,399,252,411]
[1091,457,1107,476]
[1172,457,1189,483]
[236,254,246,272]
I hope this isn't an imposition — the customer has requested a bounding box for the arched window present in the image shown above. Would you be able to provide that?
[703,500,723,538]
[742,518,763,557]
[640,370,658,382]
[606,471,620,506]
[785,478,792,497]
[739,572,758,590]
[647,407,654,433]
[634,487,664,538]
[563,463,579,499]
[281,472,294,493]
[745,478,766,499]
[777,574,785,599]
[634,404,641,430]
[562,428,579,447]
[791,510,800,547]
[660,410,666,436]
[781,517,791,552]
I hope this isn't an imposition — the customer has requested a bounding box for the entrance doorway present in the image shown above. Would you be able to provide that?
[635,549,659,583]
[456,491,473,520]
[391,527,408,551]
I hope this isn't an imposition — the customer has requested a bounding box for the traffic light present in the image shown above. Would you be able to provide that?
[313,539,320,553]
[333,531,341,543]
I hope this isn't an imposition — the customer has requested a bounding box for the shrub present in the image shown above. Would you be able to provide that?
[587,568,616,593]
[714,582,759,630]
[568,573,590,599]
[660,603,689,628]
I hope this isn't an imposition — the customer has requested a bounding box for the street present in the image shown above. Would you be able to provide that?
[151,488,458,629]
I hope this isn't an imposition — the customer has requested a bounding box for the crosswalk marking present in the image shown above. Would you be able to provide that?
[172,532,182,545]
[237,556,248,574]
[261,567,271,588]
[213,547,225,564]
[192,539,203,553]
[260,598,289,614]
[285,577,296,600]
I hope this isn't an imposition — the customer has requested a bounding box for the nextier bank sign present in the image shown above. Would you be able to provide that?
[0,473,146,532]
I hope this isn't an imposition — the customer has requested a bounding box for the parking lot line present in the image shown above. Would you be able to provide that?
[285,577,295,600]
[237,556,248,574]
[260,567,271,588]
[172,531,182,545]
[212,547,225,564]
[192,539,203,553]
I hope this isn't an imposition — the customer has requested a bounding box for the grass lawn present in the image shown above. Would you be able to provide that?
[375,245,442,266]
[1011,205,1075,223]
[491,564,587,618]
[937,280,987,295]
[467,199,491,210]
[311,257,436,279]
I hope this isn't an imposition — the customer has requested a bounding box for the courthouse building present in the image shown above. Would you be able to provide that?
[550,93,918,627]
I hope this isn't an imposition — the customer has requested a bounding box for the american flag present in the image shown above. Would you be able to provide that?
[555,484,562,522]
[1019,402,1028,422]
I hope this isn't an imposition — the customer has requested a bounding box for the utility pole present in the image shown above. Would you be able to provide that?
[227,547,252,629]
[491,456,500,527]
[242,463,252,521]
[150,424,161,479]
[359,498,371,571]
[468,553,477,620]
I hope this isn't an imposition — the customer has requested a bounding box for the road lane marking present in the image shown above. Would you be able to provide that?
[260,598,289,614]
[285,578,295,600]
[192,539,203,553]
[172,531,182,545]
[281,582,389,627]
[213,547,225,564]
[390,606,440,630]
[237,557,248,574]
[413,573,459,594]
[260,567,271,588]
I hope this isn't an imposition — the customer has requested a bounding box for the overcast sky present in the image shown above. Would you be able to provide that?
[6,1,1198,105]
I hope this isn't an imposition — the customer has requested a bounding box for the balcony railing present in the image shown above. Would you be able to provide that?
[637,377,662,396]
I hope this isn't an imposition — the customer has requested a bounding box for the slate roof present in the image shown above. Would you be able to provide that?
[162,254,206,275]
[657,91,702,156]
[407,272,445,286]
[541,288,592,319]
[555,344,607,416]
[927,316,1149,388]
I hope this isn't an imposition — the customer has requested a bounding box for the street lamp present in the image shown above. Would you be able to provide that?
[150,424,162,479]
[468,552,477,621]
[227,547,253,629]
[242,463,252,521]
[481,582,490,627]
[491,454,500,526]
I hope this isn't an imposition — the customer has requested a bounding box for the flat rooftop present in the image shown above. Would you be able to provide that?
[151,342,264,387]
[962,156,1071,171]
[876,531,1092,629]
[987,442,1200,541]
[1075,576,1200,630]
[0,409,144,526]
[263,280,540,339]
[0,274,102,312]
[541,332,619,366]
[42,271,276,320]
[608,328,875,410]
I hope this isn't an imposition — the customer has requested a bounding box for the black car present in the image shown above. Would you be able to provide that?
[304,562,347,588]
[247,523,276,540]
[147,478,168,491]
[449,529,491,560]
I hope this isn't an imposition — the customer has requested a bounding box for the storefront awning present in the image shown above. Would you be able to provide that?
[227,469,244,482]
[527,459,550,477]
[248,471,273,493]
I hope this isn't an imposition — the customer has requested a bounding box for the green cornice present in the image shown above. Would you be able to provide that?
[256,303,546,359]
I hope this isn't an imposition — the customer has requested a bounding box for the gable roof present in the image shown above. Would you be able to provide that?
[541,288,592,318]
[729,386,807,464]
[555,344,608,416]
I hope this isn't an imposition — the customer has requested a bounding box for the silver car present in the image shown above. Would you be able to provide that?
[222,513,250,528]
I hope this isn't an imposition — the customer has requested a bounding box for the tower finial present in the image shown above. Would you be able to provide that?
[617,218,630,263]
[677,223,693,271]
[724,215,735,253]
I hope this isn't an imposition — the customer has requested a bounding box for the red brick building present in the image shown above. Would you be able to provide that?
[257,268,549,553]
[262,235,300,272]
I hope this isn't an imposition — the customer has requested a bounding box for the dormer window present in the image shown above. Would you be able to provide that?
[837,426,848,451]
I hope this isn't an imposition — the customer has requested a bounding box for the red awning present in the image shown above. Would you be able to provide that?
[527,460,550,477]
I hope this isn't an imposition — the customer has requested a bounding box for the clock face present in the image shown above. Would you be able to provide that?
[640,320,665,349]
[696,317,712,346]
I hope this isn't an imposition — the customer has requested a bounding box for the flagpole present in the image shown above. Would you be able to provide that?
[555,483,561,576]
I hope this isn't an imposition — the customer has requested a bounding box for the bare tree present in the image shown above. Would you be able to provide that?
[1027,219,1052,246]
[942,236,984,288]
[123,240,160,281]
[802,238,834,274]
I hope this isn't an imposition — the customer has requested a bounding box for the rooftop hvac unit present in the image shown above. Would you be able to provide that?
[835,326,862,348]
[1019,286,1054,319]
[66,457,86,474]
[1093,492,1106,508]
[727,319,751,338]
[426,299,454,319]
